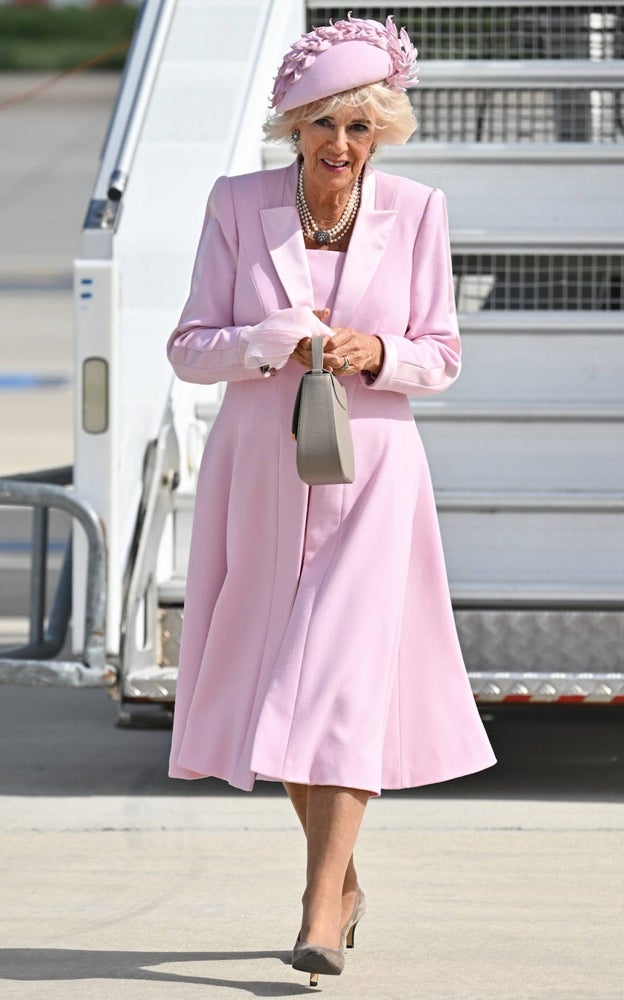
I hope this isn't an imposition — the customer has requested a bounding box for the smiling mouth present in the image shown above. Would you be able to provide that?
[322,158,349,169]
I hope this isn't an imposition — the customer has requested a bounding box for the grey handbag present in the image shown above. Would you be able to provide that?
[291,335,355,485]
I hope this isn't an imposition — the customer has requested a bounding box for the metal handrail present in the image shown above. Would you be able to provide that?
[82,0,178,234]
[420,61,624,88]
[105,0,177,202]
[0,480,116,687]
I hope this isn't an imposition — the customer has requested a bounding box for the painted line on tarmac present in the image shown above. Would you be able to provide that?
[0,275,73,292]
[0,374,71,391]
[0,541,66,552]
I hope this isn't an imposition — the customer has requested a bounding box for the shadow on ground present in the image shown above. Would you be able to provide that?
[0,685,622,801]
[0,948,309,997]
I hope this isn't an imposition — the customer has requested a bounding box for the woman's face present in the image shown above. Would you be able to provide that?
[297,105,377,198]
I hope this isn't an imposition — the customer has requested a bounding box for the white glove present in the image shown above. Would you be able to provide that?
[240,306,330,370]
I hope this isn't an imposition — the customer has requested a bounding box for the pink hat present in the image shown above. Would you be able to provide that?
[271,14,418,114]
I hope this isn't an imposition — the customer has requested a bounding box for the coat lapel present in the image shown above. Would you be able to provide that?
[258,162,397,325]
[331,167,397,328]
[260,163,314,308]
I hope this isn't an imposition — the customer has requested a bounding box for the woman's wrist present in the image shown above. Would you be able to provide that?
[366,336,384,376]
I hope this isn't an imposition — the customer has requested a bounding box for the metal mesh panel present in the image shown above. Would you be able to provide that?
[307,5,624,60]
[452,253,624,309]
[411,87,624,141]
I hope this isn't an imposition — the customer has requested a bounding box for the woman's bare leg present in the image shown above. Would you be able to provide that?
[283,782,361,929]
[287,784,368,948]
[283,781,308,830]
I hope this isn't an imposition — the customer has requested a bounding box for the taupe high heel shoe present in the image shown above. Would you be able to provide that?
[340,887,366,950]
[292,937,345,988]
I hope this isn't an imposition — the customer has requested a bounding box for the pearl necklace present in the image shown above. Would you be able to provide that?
[296,163,361,246]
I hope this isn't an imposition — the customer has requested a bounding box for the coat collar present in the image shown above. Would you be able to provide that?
[260,160,397,327]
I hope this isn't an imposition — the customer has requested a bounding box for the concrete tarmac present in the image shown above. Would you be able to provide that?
[0,72,119,477]
[2,793,622,1000]
[1,686,623,1000]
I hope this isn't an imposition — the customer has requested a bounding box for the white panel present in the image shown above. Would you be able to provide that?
[446,330,624,404]
[163,3,265,62]
[76,0,305,649]
[440,509,624,590]
[376,150,624,234]
[73,259,121,653]
[140,65,247,144]
[419,420,624,492]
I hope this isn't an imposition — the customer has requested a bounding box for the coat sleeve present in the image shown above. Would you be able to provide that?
[363,188,461,396]
[166,176,326,384]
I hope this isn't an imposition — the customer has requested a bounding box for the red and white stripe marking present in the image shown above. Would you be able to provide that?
[470,673,624,704]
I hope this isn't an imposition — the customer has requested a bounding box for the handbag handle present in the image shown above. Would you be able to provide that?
[311,335,324,373]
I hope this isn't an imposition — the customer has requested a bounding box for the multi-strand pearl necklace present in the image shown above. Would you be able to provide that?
[296,163,361,246]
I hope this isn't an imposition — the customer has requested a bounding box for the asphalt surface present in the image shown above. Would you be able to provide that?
[1,685,623,803]
[0,72,623,1000]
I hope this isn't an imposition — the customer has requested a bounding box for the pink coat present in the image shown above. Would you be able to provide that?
[168,160,495,793]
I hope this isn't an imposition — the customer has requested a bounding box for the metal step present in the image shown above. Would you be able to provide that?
[438,492,624,512]
[441,506,623,594]
[158,575,187,606]
[469,672,624,704]
[148,604,624,704]
[419,421,623,492]
[446,319,624,406]
[165,487,624,603]
[122,661,624,705]
[412,402,624,420]
[157,580,624,614]
[376,148,624,235]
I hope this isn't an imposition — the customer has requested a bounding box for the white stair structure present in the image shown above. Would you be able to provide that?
[71,0,623,713]
[73,0,304,687]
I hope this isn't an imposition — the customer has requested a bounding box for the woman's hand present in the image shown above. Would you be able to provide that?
[292,313,384,376]
[325,328,384,376]
[291,309,331,369]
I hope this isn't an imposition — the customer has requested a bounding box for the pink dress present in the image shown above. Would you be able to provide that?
[305,249,346,315]
[167,163,496,794]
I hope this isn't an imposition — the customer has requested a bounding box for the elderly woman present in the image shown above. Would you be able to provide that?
[167,14,495,986]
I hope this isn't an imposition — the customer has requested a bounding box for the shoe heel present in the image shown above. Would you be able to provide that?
[309,972,319,987]
[340,886,366,950]
[345,921,357,949]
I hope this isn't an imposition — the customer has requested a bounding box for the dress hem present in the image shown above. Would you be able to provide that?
[168,752,497,796]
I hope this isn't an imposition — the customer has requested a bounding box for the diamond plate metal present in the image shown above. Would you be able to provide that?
[155,607,624,704]
[456,609,624,672]
[158,607,183,668]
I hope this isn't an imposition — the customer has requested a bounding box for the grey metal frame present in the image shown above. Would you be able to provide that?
[119,406,180,704]
[411,87,624,144]
[307,3,624,61]
[0,476,116,688]
[452,252,624,311]
[2,467,73,661]
[83,0,178,241]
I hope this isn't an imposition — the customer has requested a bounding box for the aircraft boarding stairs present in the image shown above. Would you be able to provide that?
[148,1,624,715]
[1,0,622,715]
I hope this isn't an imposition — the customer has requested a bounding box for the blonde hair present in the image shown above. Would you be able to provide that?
[263,83,417,148]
